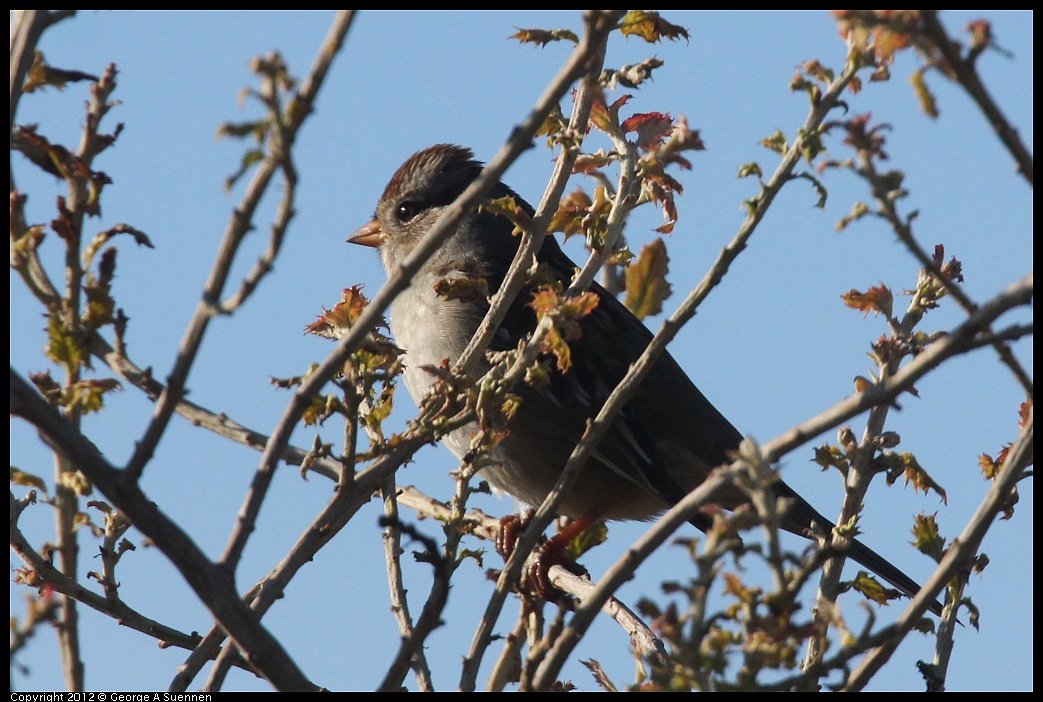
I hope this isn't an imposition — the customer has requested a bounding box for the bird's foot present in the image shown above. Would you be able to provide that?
[495,512,590,605]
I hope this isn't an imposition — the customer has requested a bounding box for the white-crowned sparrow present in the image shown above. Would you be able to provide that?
[350,144,938,614]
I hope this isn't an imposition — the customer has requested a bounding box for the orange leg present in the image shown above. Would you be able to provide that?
[495,511,599,603]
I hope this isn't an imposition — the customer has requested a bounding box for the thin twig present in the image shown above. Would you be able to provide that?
[226,13,626,634]
[376,516,452,692]
[919,11,1033,185]
[844,404,1033,690]
[124,11,355,484]
[10,368,319,691]
[858,154,1032,396]
[516,51,866,692]
[167,404,479,691]
[380,480,435,691]
[761,273,1032,462]
[10,496,205,652]
[86,332,339,482]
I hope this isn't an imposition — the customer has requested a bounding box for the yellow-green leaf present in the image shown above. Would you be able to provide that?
[68,378,123,415]
[566,520,608,560]
[619,10,690,43]
[479,195,532,233]
[898,452,947,502]
[850,571,900,606]
[45,312,85,372]
[11,467,48,493]
[58,470,93,497]
[23,51,98,93]
[912,513,946,562]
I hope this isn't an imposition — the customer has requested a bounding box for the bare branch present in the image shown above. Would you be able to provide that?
[379,480,435,691]
[10,369,320,691]
[10,494,204,652]
[516,51,867,693]
[9,11,77,135]
[125,11,356,483]
[920,11,1033,185]
[762,273,1032,462]
[844,403,1033,690]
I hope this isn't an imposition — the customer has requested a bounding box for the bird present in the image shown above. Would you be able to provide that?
[349,143,941,615]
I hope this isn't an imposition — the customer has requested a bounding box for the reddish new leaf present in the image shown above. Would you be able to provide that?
[588,92,631,136]
[621,112,674,150]
[841,284,894,319]
[305,286,373,340]
[549,188,592,240]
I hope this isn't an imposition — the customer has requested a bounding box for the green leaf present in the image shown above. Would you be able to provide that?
[567,520,608,560]
[737,162,763,180]
[216,118,271,141]
[479,195,532,233]
[910,67,938,119]
[760,130,788,155]
[795,171,829,209]
[224,149,265,191]
[58,470,93,497]
[849,571,902,607]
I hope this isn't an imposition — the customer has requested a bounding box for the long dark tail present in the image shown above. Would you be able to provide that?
[845,535,943,616]
[775,482,944,616]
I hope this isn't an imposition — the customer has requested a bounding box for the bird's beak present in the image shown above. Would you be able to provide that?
[347,219,385,248]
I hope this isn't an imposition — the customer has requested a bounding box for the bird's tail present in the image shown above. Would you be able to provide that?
[845,535,943,616]
[774,483,944,616]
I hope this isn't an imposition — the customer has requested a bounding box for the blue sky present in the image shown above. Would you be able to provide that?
[10,10,1032,692]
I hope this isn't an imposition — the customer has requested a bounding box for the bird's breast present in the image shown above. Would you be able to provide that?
[389,279,485,405]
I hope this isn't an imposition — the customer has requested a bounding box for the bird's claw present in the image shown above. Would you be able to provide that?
[495,512,587,605]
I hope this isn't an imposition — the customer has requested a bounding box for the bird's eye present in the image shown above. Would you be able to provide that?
[395,199,425,223]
